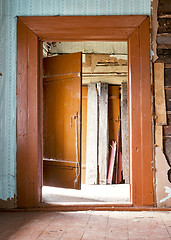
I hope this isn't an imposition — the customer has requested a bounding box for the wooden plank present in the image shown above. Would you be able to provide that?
[83,65,128,74]
[151,0,159,62]
[97,83,108,185]
[158,0,171,15]
[155,125,163,149]
[163,125,171,136]
[157,35,171,45]
[164,68,171,86]
[154,63,167,125]
[107,141,117,184]
[82,76,127,85]
[17,19,39,208]
[157,44,171,49]
[86,83,98,185]
[121,82,129,184]
[158,18,171,33]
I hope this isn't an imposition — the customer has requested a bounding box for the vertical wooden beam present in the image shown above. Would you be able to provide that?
[86,83,98,184]
[97,83,108,185]
[121,82,129,184]
[155,125,163,150]
[129,18,154,206]
[17,19,40,208]
[154,63,167,126]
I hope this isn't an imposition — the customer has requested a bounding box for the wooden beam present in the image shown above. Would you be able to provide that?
[155,125,163,150]
[83,65,128,74]
[154,63,167,125]
[82,76,127,85]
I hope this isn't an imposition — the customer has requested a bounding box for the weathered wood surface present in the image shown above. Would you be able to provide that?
[164,68,171,86]
[155,126,163,149]
[158,0,171,15]
[86,83,98,185]
[156,0,171,167]
[166,89,171,111]
[163,138,171,165]
[97,83,109,185]
[121,82,129,184]
[154,63,167,125]
[158,18,171,33]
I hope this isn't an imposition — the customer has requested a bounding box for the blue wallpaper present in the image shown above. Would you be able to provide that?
[0,0,151,200]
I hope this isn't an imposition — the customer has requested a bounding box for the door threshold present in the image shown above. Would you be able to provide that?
[39,202,133,211]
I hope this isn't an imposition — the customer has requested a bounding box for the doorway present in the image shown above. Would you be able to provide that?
[42,41,130,204]
[17,15,154,208]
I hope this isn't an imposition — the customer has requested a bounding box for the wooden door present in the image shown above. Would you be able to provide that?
[43,52,82,189]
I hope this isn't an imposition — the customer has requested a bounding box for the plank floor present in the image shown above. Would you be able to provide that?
[0,211,170,239]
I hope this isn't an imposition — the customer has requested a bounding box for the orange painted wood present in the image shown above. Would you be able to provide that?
[17,19,40,208]
[81,86,88,184]
[43,53,82,189]
[38,40,43,203]
[17,15,154,208]
[108,86,120,143]
[139,18,154,205]
[128,18,153,206]
[19,16,147,41]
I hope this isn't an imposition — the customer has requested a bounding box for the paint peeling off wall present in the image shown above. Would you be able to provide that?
[155,147,171,207]
[0,0,151,201]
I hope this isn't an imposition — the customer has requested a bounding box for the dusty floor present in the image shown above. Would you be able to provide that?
[42,184,130,204]
[0,211,170,240]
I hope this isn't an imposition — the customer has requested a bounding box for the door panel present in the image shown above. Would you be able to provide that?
[43,52,82,189]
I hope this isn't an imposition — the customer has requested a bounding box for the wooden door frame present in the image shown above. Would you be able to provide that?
[17,15,154,208]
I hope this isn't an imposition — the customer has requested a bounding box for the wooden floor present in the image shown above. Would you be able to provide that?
[0,211,170,239]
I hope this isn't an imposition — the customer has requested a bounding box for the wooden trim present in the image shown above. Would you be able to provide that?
[38,40,43,204]
[17,15,153,208]
[19,15,147,42]
[128,18,153,206]
[17,19,40,208]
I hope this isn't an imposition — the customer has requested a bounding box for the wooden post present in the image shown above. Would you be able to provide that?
[97,83,109,185]
[86,83,98,184]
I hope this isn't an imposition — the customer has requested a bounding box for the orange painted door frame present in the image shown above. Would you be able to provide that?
[17,15,154,208]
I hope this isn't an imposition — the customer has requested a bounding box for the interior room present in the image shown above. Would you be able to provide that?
[42,41,130,204]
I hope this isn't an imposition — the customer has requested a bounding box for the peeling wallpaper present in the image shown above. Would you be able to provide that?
[0,0,151,200]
